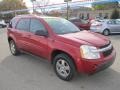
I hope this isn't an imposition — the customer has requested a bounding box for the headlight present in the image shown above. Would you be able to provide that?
[80,45,100,59]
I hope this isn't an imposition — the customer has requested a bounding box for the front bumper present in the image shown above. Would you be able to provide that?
[90,28,103,33]
[77,50,116,74]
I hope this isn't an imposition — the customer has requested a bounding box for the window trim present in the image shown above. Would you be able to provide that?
[29,18,48,34]
[107,21,114,25]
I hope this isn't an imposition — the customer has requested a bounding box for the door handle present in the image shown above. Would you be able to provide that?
[22,34,31,38]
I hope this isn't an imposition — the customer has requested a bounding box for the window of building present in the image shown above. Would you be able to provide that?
[99,13,102,17]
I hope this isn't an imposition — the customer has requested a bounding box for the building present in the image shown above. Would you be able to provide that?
[60,0,120,19]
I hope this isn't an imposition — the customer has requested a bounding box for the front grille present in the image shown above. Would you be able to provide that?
[102,47,113,57]
[100,41,113,57]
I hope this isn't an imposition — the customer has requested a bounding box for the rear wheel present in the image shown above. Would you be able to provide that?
[0,25,2,28]
[53,53,76,81]
[2,25,5,28]
[9,40,20,55]
[103,29,110,36]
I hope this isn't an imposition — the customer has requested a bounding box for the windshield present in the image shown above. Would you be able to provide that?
[44,18,80,35]
[81,20,88,24]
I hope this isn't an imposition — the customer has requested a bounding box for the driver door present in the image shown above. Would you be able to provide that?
[28,18,48,58]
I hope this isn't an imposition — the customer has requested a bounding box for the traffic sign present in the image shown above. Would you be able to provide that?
[64,0,72,2]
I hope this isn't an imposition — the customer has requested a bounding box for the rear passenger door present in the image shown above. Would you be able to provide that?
[28,18,48,58]
[115,20,120,32]
[15,18,31,51]
[107,20,117,33]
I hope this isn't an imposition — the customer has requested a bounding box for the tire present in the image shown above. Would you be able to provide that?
[9,40,20,56]
[0,25,2,28]
[2,25,5,28]
[103,29,110,36]
[2,25,4,28]
[53,53,76,81]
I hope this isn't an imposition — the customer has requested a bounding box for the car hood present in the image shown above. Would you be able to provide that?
[57,31,110,47]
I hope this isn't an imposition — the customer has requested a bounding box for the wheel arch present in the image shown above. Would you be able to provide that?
[104,28,110,32]
[8,36,13,43]
[51,49,77,69]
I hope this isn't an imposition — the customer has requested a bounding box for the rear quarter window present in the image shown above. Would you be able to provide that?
[9,18,19,28]
[16,18,30,31]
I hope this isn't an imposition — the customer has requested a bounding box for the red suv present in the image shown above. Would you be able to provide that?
[7,15,116,81]
[69,18,91,30]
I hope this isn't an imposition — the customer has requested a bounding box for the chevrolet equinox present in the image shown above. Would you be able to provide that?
[7,15,116,81]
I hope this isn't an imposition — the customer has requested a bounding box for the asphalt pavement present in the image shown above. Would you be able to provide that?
[0,28,120,90]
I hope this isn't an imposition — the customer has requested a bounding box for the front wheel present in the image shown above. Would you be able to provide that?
[53,54,76,81]
[9,40,20,55]
[103,29,110,36]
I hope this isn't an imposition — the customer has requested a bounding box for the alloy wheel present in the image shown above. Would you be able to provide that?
[56,59,70,78]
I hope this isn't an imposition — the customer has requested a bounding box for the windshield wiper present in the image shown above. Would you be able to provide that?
[70,31,80,33]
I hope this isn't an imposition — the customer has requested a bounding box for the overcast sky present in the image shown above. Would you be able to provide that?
[24,0,85,7]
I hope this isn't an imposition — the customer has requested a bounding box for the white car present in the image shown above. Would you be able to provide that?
[0,20,7,28]
[90,19,120,35]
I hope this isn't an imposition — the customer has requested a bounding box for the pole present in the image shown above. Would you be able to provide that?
[64,0,71,20]
[67,1,69,20]
[14,4,16,16]
[32,1,35,13]
[32,0,36,14]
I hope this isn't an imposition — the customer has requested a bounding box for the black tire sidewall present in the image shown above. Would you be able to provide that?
[2,25,4,28]
[103,29,110,36]
[53,54,76,81]
[9,40,19,55]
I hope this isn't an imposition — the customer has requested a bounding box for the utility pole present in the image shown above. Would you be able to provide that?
[31,0,36,14]
[64,0,72,20]
[67,1,69,20]
[14,3,17,16]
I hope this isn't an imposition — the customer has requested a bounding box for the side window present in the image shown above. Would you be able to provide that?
[115,20,120,25]
[16,18,30,31]
[30,19,46,33]
[107,21,114,24]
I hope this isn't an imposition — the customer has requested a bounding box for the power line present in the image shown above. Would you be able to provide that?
[0,0,119,14]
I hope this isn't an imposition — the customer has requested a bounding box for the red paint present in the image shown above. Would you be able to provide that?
[69,19,91,30]
[7,15,116,74]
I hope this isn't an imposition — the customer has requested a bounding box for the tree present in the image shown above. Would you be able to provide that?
[110,9,120,19]
[92,1,119,10]
[0,0,28,20]
[94,5,105,10]
[35,0,50,14]
[49,10,61,17]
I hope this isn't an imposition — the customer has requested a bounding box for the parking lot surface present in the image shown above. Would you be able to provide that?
[0,28,120,90]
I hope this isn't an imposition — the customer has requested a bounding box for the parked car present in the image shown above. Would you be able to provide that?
[0,20,7,28]
[69,18,91,30]
[95,16,104,20]
[7,15,116,81]
[90,19,120,35]
[90,19,104,24]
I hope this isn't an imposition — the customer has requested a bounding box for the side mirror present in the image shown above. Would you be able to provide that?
[35,30,48,37]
